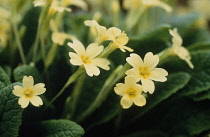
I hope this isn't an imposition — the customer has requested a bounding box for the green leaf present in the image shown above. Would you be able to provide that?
[128,72,190,124]
[188,42,210,52]
[162,51,210,97]
[0,66,11,86]
[160,99,210,137]
[120,130,167,137]
[170,13,210,44]
[128,24,171,56]
[39,119,84,137]
[0,83,23,137]
[191,90,210,101]
[84,92,120,129]
[13,64,43,83]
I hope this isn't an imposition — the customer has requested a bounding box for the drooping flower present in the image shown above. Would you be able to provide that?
[12,76,46,108]
[50,19,77,45]
[169,28,194,69]
[107,27,133,52]
[126,52,168,94]
[114,76,146,109]
[68,40,110,76]
[84,20,110,44]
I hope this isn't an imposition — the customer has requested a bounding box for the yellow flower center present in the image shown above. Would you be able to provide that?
[126,88,137,98]
[139,67,151,78]
[24,89,34,98]
[81,55,92,64]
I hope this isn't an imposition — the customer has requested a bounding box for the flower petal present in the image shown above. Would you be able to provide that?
[18,97,29,108]
[169,28,183,47]
[114,83,126,96]
[23,76,34,88]
[30,96,43,107]
[144,52,159,70]
[107,27,122,40]
[149,68,168,82]
[91,58,110,70]
[12,85,24,97]
[85,43,103,59]
[132,94,146,106]
[141,78,155,94]
[67,40,85,56]
[84,64,100,76]
[125,76,139,86]
[32,83,46,95]
[121,95,133,109]
[69,52,80,59]
[126,53,143,68]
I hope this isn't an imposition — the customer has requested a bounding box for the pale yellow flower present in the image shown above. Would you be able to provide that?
[126,52,168,94]
[114,76,146,109]
[33,0,87,13]
[50,19,77,45]
[12,76,46,108]
[107,27,133,52]
[68,40,110,76]
[169,28,194,69]
[84,20,110,44]
[0,19,11,47]
[141,0,172,12]
[123,0,172,12]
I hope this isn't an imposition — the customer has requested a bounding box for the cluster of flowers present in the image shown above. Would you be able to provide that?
[10,0,194,110]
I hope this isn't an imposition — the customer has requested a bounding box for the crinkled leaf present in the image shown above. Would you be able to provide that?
[120,130,167,137]
[162,51,210,97]
[39,119,84,137]
[128,72,190,123]
[13,64,43,83]
[0,66,11,85]
[0,83,23,137]
[160,99,210,137]
[191,90,210,101]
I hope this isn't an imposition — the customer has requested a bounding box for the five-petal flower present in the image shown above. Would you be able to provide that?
[126,52,168,94]
[68,40,110,76]
[114,76,146,109]
[12,76,46,108]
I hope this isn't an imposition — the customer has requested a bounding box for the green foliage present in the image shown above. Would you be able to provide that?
[160,99,210,137]
[13,64,43,83]
[162,51,210,97]
[39,119,85,137]
[120,130,167,137]
[127,72,191,124]
[128,24,171,56]
[0,83,23,137]
[0,66,11,86]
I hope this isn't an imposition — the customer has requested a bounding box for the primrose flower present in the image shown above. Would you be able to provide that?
[12,76,46,108]
[169,28,194,69]
[84,20,110,44]
[107,27,133,52]
[50,19,77,45]
[126,52,168,94]
[68,40,110,76]
[33,0,87,14]
[114,76,146,109]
